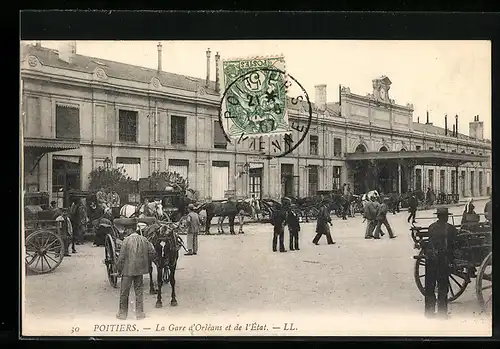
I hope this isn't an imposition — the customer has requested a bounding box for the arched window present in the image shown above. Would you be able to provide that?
[400,148,407,152]
[379,146,388,152]
[355,144,367,153]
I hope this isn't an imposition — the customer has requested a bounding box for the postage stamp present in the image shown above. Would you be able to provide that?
[219,56,290,140]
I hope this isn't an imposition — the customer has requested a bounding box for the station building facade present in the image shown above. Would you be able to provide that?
[21,42,491,205]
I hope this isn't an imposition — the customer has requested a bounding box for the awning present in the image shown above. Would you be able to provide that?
[345,150,489,166]
[23,137,80,157]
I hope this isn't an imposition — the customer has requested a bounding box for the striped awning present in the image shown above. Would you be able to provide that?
[23,137,80,153]
[53,155,80,164]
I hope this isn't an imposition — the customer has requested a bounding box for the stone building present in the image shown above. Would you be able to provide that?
[21,42,491,206]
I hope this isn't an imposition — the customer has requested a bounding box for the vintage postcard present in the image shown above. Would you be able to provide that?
[21,40,492,337]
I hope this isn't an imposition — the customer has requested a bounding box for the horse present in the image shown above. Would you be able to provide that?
[119,201,164,220]
[142,221,185,308]
[361,190,380,203]
[199,200,253,234]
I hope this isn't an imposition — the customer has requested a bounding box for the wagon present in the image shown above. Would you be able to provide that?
[24,205,68,274]
[410,214,492,314]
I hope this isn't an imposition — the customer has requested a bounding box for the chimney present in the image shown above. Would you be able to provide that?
[452,124,456,136]
[314,84,327,110]
[469,115,484,140]
[215,52,221,93]
[157,42,162,72]
[426,111,429,124]
[455,114,459,137]
[58,41,77,64]
[417,117,420,123]
[206,48,211,88]
[444,114,448,135]
[35,41,41,48]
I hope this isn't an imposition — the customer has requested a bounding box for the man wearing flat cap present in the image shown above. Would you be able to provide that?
[185,204,201,255]
[424,207,458,319]
[116,218,156,320]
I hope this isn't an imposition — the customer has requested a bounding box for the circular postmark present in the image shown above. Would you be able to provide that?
[218,66,313,159]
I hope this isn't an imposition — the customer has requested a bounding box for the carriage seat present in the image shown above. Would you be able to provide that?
[113,218,138,229]
[137,217,157,226]
[99,218,112,228]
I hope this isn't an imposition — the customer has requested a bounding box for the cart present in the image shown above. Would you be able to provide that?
[103,216,185,288]
[410,214,492,314]
[24,205,67,274]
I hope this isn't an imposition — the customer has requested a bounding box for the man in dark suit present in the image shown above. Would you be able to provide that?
[424,207,458,319]
[407,192,418,224]
[272,199,289,252]
[286,207,301,251]
[312,204,335,245]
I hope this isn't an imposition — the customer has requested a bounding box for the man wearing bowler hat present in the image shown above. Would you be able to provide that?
[424,207,458,319]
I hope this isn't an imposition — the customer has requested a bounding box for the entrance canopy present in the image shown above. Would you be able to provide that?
[24,137,80,158]
[345,150,489,166]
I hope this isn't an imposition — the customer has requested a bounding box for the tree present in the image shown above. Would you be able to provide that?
[150,170,198,199]
[88,166,134,193]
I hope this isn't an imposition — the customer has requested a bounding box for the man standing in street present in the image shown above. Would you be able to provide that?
[286,206,301,251]
[424,207,458,319]
[313,203,335,245]
[484,196,492,223]
[185,204,201,255]
[116,219,156,320]
[407,192,418,224]
[71,198,88,246]
[373,197,396,239]
[363,196,379,239]
[272,199,288,252]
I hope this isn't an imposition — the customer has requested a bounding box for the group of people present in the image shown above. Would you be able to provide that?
[270,198,337,253]
[362,194,396,239]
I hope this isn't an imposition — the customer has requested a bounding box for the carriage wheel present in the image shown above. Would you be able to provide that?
[476,252,492,315]
[414,252,469,302]
[104,234,119,288]
[25,230,65,274]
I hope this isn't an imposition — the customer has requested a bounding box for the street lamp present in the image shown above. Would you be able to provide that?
[104,157,112,170]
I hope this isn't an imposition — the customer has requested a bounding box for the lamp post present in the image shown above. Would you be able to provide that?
[104,157,112,170]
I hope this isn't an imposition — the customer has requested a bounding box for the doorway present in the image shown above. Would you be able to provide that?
[52,156,82,207]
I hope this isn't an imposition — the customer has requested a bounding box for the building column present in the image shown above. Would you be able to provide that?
[398,163,402,194]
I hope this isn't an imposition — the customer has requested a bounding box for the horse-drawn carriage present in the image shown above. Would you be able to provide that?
[102,216,186,307]
[410,214,492,314]
[24,192,68,274]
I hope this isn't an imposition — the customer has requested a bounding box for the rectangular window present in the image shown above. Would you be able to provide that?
[333,138,342,157]
[428,147,434,150]
[56,104,80,140]
[479,171,483,196]
[428,169,434,190]
[470,171,475,197]
[212,161,230,200]
[281,164,294,197]
[308,165,319,196]
[116,157,141,181]
[309,135,318,155]
[461,171,466,197]
[439,170,445,193]
[118,109,138,143]
[249,168,263,199]
[416,145,421,151]
[415,169,422,191]
[451,170,457,195]
[213,120,227,149]
[333,166,341,190]
[168,159,189,181]
[171,115,186,145]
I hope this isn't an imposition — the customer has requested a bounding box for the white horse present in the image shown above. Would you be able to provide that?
[119,200,164,220]
[361,190,380,206]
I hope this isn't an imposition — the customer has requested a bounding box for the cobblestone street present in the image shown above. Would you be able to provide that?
[23,201,491,336]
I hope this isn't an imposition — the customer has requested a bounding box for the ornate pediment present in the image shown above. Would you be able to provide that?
[150,77,161,89]
[24,55,41,69]
[93,67,107,80]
